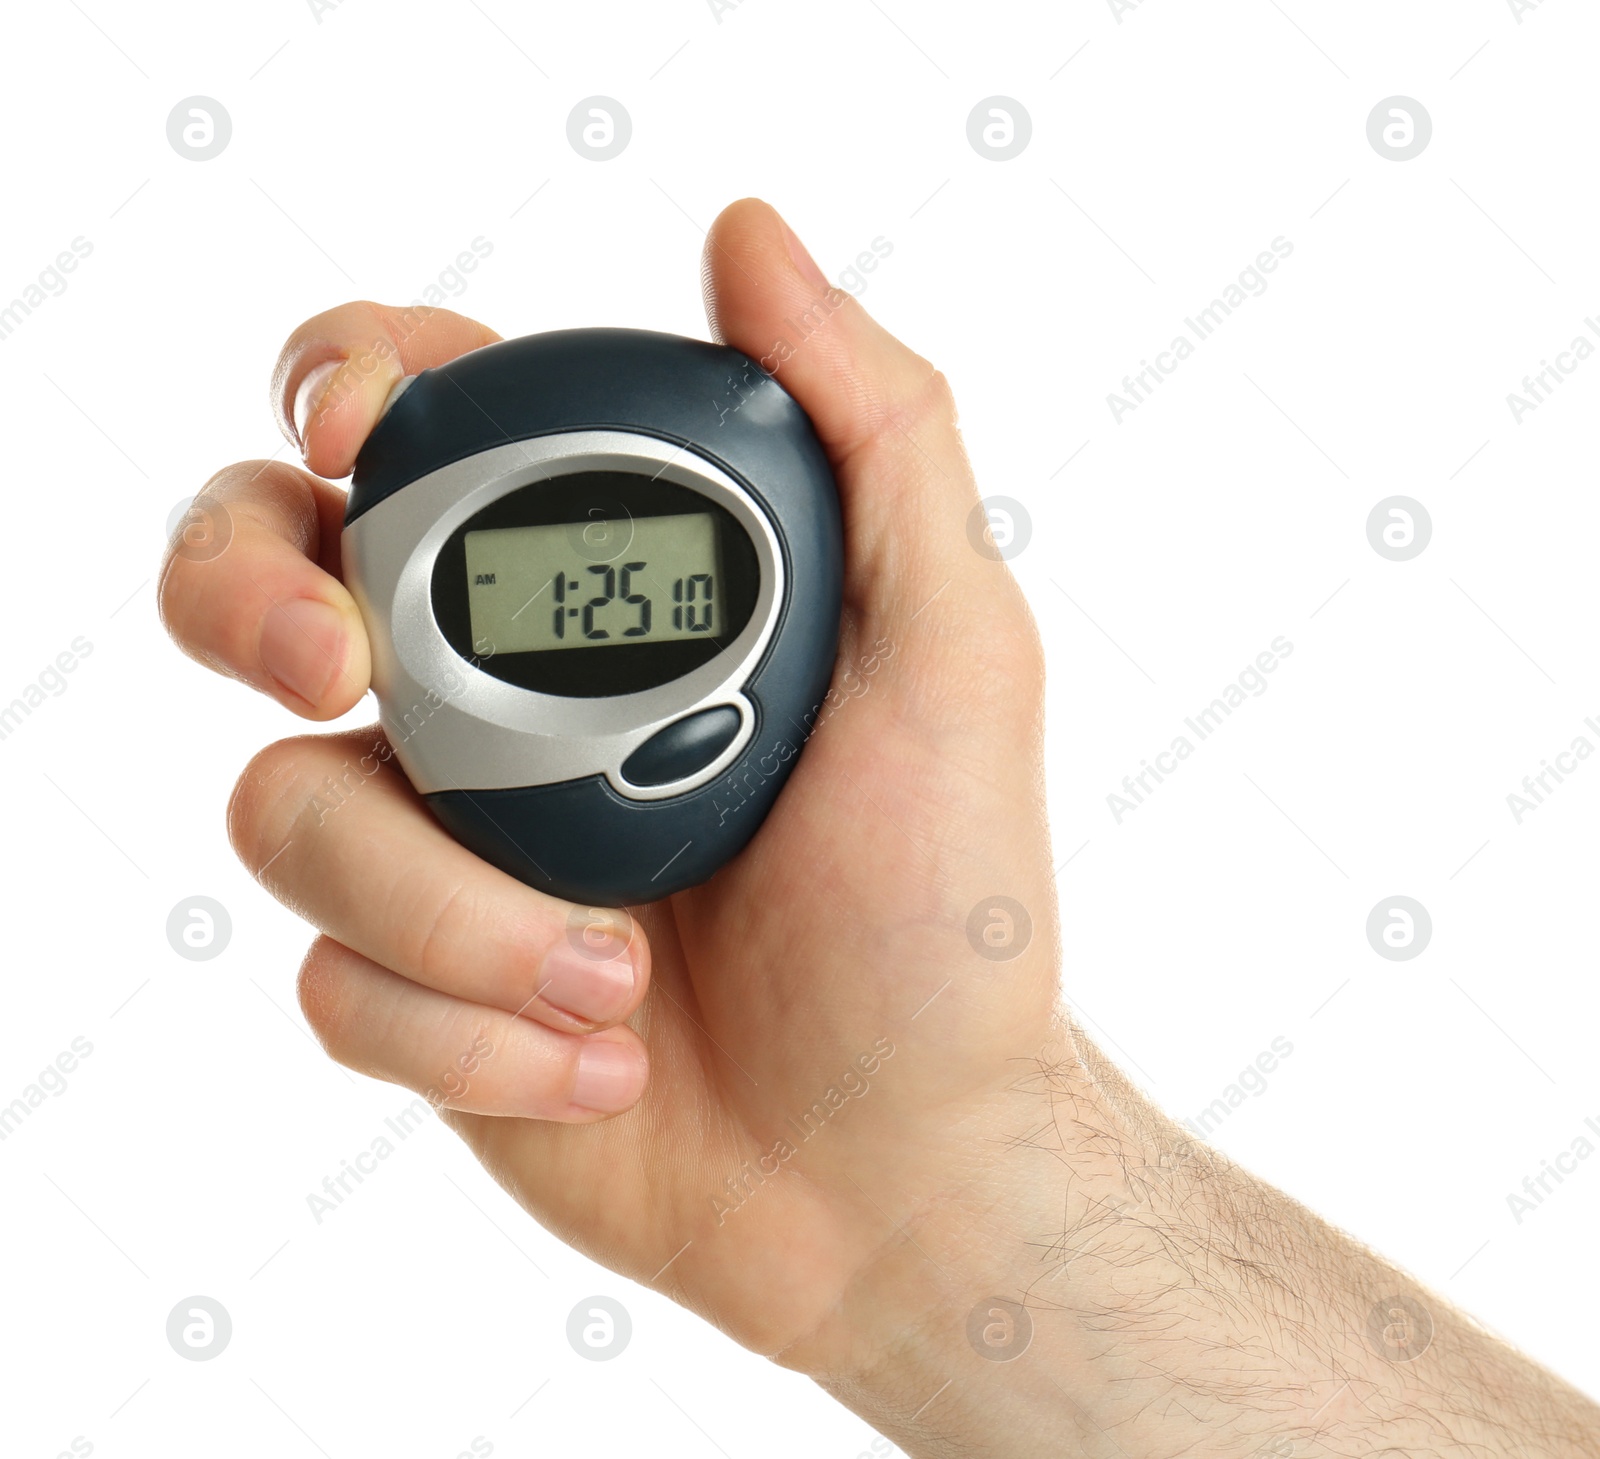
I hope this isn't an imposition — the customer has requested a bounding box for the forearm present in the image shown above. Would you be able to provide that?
[793,1016,1600,1458]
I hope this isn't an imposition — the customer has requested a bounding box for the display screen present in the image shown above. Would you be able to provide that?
[464,512,722,655]
[430,469,761,699]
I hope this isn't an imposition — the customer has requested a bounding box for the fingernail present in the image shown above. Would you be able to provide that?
[538,941,636,1024]
[780,215,829,292]
[260,598,346,707]
[572,1039,647,1114]
[292,359,344,450]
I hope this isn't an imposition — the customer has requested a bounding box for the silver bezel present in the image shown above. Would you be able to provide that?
[342,430,781,800]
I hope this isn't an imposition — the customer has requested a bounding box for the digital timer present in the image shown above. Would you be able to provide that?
[462,512,723,653]
[342,328,844,906]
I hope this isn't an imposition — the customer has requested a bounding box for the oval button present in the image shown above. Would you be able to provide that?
[622,705,743,788]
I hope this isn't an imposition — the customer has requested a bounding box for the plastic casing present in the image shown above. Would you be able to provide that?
[343,328,843,906]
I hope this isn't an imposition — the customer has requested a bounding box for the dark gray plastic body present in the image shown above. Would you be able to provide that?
[347,328,843,906]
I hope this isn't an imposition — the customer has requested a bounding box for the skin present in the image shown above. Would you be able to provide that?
[159,199,1600,1456]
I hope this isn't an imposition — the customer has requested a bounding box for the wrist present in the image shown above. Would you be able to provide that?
[775,1016,1192,1453]
[781,1016,1597,1458]
[773,1018,1363,1457]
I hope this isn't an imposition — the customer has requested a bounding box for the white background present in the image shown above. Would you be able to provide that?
[2,0,1597,1454]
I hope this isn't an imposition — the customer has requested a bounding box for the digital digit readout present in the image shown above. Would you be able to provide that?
[464,512,721,654]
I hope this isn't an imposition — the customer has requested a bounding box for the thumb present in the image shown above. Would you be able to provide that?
[700,200,986,597]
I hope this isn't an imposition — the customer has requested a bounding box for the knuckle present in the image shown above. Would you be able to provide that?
[155,554,194,651]
[1006,602,1049,700]
[978,574,1047,695]
[425,1010,500,1109]
[230,459,314,539]
[154,463,265,648]
[226,734,325,876]
[917,366,958,426]
[404,876,479,988]
[296,936,351,1051]
[892,358,956,432]
[854,362,964,471]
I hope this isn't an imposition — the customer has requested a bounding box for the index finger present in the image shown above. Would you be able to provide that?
[159,302,500,719]
[272,300,501,478]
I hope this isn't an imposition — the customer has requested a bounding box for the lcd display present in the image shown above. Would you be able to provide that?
[464,512,721,655]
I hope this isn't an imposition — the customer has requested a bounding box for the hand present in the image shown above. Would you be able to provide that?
[161,200,1600,1458]
[160,198,1059,1375]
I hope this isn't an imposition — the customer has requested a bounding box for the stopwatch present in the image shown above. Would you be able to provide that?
[342,328,843,906]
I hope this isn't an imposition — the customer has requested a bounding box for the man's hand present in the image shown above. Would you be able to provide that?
[158,199,1600,1457]
[159,195,1056,1358]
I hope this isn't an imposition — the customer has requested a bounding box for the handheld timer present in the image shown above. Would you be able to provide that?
[342,329,844,906]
